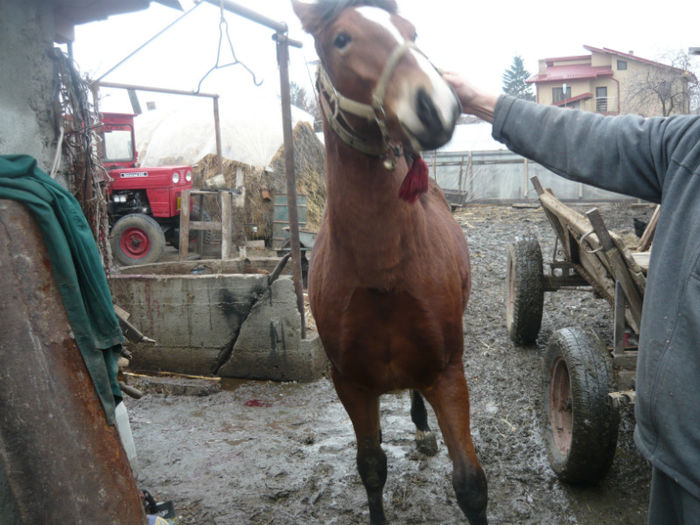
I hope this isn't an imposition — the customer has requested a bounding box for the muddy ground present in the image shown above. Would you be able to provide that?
[125,201,655,525]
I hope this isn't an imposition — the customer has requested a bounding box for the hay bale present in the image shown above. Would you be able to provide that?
[268,121,326,233]
[196,155,273,242]
[195,122,326,245]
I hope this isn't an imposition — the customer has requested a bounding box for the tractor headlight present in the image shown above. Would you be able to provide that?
[172,172,180,184]
[185,170,192,183]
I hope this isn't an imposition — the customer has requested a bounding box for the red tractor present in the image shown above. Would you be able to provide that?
[102,112,195,265]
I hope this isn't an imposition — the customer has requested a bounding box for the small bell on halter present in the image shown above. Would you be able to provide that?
[383,157,396,170]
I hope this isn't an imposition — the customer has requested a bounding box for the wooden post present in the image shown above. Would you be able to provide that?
[586,208,644,326]
[179,189,191,260]
[221,190,232,259]
[638,205,660,251]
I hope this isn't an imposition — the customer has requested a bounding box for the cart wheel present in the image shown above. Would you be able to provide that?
[543,327,619,483]
[111,214,165,266]
[505,236,544,344]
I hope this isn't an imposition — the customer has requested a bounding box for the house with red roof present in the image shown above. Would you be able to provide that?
[527,45,694,116]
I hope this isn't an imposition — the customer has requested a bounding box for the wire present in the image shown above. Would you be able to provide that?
[195,1,263,93]
[94,1,203,83]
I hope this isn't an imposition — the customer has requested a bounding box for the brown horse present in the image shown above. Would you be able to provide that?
[292,1,487,523]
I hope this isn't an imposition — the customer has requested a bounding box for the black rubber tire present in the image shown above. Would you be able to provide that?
[542,327,619,484]
[110,213,165,266]
[505,236,544,344]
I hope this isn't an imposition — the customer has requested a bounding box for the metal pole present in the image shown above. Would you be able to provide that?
[201,0,303,46]
[95,81,218,99]
[276,31,306,339]
[213,96,224,175]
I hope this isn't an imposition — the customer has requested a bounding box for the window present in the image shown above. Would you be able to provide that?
[617,60,627,70]
[103,128,134,163]
[552,86,572,103]
[596,86,608,113]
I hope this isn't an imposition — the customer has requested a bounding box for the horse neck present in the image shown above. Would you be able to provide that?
[322,129,426,282]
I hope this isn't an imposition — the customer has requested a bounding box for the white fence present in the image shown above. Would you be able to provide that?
[427,149,631,203]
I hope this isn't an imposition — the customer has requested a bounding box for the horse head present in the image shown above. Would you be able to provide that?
[293,0,461,157]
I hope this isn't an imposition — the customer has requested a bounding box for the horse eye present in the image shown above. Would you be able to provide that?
[412,32,418,42]
[333,32,351,50]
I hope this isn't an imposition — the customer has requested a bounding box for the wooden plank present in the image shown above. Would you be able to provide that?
[587,209,644,326]
[631,251,650,272]
[637,204,660,251]
[613,281,626,357]
[179,189,191,260]
[221,190,232,259]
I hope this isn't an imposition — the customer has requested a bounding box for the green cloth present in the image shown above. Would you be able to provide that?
[0,155,122,424]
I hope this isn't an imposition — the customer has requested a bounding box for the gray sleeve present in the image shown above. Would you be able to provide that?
[491,95,673,203]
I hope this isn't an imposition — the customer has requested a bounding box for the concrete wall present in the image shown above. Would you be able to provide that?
[109,263,327,382]
[0,0,58,171]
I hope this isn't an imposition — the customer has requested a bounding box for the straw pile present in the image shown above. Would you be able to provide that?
[268,121,326,233]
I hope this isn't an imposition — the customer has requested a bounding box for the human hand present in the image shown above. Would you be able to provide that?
[443,72,498,123]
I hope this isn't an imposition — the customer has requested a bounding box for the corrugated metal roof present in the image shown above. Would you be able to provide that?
[52,0,180,26]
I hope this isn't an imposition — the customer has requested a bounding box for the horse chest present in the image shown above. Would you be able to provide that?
[314,286,461,389]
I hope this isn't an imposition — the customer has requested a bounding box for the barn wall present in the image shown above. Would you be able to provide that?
[0,0,58,171]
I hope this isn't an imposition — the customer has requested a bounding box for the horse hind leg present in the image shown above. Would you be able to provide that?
[423,366,488,525]
[410,390,438,456]
[332,369,387,525]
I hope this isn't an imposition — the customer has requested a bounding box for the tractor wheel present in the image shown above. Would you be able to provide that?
[111,214,165,266]
[542,327,619,484]
[505,236,544,345]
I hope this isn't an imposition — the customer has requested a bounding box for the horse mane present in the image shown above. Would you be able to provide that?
[296,0,398,34]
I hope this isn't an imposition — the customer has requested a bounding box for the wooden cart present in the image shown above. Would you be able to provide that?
[505,176,658,483]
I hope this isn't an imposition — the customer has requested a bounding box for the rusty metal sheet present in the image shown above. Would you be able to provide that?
[0,199,146,524]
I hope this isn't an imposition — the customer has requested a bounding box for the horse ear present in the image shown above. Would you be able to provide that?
[292,0,323,34]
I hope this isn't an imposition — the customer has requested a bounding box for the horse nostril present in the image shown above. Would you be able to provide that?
[416,88,440,130]
[416,88,443,133]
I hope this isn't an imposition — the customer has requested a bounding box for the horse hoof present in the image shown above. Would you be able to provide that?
[415,430,438,456]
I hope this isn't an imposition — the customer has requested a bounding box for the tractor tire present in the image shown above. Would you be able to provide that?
[111,214,165,266]
[542,327,619,484]
[505,236,545,345]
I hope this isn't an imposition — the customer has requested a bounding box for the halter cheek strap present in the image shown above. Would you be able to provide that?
[317,41,419,165]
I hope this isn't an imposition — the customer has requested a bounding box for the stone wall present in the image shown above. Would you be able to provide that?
[0,0,58,172]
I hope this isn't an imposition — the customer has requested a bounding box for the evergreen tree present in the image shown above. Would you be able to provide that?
[503,56,535,101]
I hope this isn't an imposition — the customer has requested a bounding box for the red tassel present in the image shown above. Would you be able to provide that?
[398,156,429,203]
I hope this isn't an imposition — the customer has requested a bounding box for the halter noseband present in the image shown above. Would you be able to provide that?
[317,40,419,169]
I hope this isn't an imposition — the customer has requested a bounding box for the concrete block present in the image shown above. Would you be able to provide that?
[110,272,268,375]
[109,260,327,381]
[217,277,328,382]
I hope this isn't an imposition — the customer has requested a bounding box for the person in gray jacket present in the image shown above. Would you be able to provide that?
[443,72,700,525]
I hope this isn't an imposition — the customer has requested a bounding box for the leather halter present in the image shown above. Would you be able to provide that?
[316,40,419,169]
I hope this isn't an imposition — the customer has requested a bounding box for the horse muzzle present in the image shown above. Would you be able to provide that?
[402,82,460,152]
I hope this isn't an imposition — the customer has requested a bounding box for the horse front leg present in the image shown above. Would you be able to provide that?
[332,367,387,525]
[423,365,488,525]
[410,390,438,456]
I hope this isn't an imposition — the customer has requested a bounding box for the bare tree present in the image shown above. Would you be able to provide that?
[290,81,322,131]
[625,50,698,116]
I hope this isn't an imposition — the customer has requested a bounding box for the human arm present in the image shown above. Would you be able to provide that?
[442,72,497,123]
[442,72,690,203]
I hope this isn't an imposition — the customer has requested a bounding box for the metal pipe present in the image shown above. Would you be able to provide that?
[213,96,224,175]
[95,81,218,99]
[201,0,303,47]
[276,31,306,339]
[94,1,203,83]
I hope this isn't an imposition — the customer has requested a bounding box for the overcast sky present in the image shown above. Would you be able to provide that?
[72,0,700,113]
